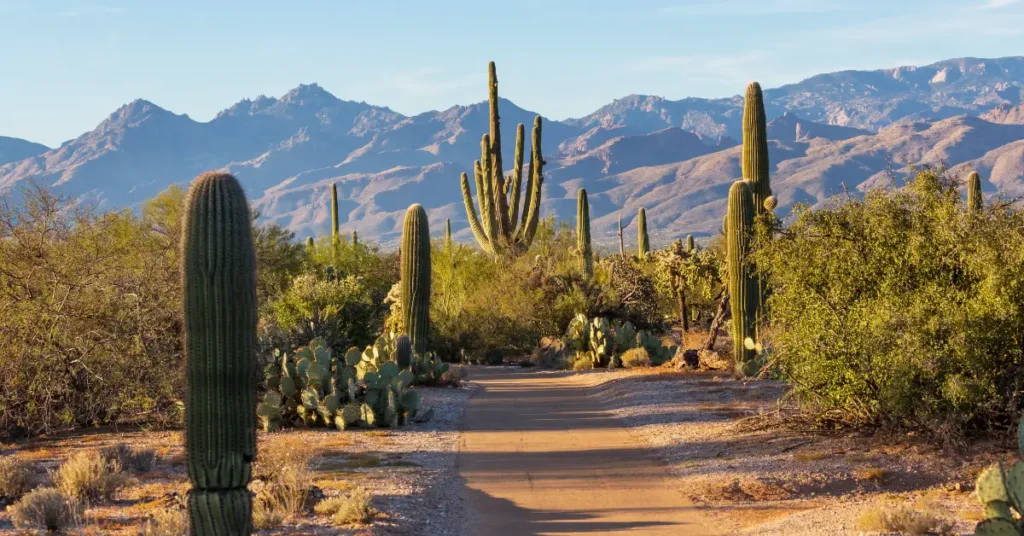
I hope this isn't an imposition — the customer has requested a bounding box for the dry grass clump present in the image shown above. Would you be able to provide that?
[0,456,38,500]
[251,435,318,529]
[621,348,652,368]
[314,487,375,526]
[572,356,595,372]
[141,507,188,536]
[101,443,158,473]
[8,487,83,531]
[853,467,891,484]
[856,498,955,535]
[54,450,131,503]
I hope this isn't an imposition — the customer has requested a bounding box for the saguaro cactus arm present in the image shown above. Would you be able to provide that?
[742,82,772,215]
[727,180,758,376]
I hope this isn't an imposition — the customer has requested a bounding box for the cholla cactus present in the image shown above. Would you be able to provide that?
[974,422,1024,534]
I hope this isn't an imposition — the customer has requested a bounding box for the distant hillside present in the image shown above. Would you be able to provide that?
[1,56,1023,247]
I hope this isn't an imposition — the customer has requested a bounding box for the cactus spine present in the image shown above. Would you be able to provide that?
[686,234,695,252]
[968,171,983,212]
[577,189,592,278]
[459,62,545,257]
[181,172,257,535]
[401,204,431,355]
[330,183,339,241]
[727,181,758,375]
[637,208,650,260]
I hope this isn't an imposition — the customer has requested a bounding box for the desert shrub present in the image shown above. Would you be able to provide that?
[252,436,317,527]
[757,168,1024,438]
[265,273,377,351]
[54,450,130,503]
[856,498,954,535]
[430,218,673,361]
[314,487,375,526]
[621,348,652,368]
[141,507,188,536]
[100,444,157,473]
[0,457,37,500]
[8,487,82,531]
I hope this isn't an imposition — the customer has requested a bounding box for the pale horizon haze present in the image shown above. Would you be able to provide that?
[1,0,1022,147]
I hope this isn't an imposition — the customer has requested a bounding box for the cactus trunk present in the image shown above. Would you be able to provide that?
[330,183,339,241]
[401,204,431,355]
[686,234,695,252]
[351,230,358,246]
[742,81,771,328]
[968,171,983,212]
[637,208,650,260]
[618,217,624,257]
[445,218,452,249]
[181,172,257,536]
[459,62,544,257]
[727,180,758,375]
[577,189,592,278]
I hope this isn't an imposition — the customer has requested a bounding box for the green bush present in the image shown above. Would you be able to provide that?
[756,168,1024,439]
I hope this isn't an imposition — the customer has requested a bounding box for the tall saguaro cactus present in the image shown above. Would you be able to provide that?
[401,204,431,354]
[743,81,772,329]
[460,62,545,257]
[444,218,452,249]
[181,172,257,535]
[617,217,625,257]
[330,183,340,241]
[742,82,772,215]
[686,234,695,253]
[577,189,592,278]
[727,180,758,376]
[637,208,650,260]
[967,171,983,212]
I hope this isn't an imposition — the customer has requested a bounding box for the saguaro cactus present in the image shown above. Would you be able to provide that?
[577,189,592,278]
[727,180,758,376]
[968,171,983,212]
[460,62,545,257]
[617,217,625,257]
[395,334,412,370]
[742,82,771,215]
[305,236,314,251]
[444,218,452,249]
[637,208,650,260]
[686,234,695,253]
[181,172,257,535]
[401,204,431,354]
[330,183,340,241]
[351,230,358,246]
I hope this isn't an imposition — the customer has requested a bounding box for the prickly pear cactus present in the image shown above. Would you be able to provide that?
[975,422,1024,534]
[610,320,638,354]
[411,351,450,386]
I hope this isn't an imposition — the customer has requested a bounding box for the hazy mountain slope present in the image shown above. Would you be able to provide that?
[1,56,1023,246]
[0,137,48,167]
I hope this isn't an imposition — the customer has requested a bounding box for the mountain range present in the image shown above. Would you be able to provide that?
[2,56,1023,247]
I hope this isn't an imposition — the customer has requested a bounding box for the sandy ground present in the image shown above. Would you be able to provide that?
[0,383,475,535]
[456,367,718,535]
[567,367,1006,535]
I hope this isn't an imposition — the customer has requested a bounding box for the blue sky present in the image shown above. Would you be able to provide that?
[1,0,1022,147]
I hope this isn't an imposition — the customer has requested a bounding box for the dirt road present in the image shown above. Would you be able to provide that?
[456,367,719,535]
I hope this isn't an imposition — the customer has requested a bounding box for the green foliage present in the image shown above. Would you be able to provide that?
[755,168,1024,436]
[181,172,256,535]
[577,188,592,278]
[0,183,185,435]
[400,204,431,354]
[460,61,544,257]
[727,180,758,376]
